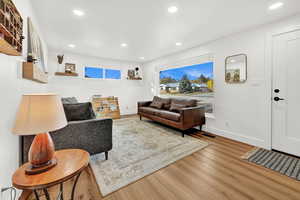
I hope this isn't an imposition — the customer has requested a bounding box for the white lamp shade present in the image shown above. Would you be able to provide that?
[12,94,68,135]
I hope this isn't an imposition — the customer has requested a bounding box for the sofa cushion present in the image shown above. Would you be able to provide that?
[171,98,197,107]
[149,101,164,109]
[152,96,171,110]
[139,107,160,115]
[169,103,187,113]
[63,102,96,122]
[156,110,181,122]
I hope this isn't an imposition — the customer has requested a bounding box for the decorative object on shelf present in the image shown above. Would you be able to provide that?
[12,94,67,175]
[225,54,247,83]
[135,67,140,77]
[55,72,78,77]
[23,62,48,83]
[57,54,64,64]
[65,63,76,73]
[0,0,24,56]
[28,17,47,73]
[27,53,35,63]
[92,96,120,119]
[127,68,142,80]
[127,69,135,79]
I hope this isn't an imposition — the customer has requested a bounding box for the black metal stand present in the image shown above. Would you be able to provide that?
[33,172,82,200]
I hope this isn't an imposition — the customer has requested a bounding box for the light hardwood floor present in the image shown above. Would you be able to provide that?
[27,132,300,200]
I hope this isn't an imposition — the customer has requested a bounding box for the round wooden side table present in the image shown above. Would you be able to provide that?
[12,149,90,200]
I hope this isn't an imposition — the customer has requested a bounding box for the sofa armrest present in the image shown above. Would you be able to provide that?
[138,101,152,108]
[179,106,206,128]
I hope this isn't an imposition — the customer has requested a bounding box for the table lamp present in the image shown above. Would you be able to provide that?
[13,94,67,175]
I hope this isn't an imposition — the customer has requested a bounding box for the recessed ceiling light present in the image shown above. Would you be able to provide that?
[121,43,128,47]
[269,2,284,10]
[139,57,145,60]
[68,44,76,48]
[168,6,178,13]
[73,9,85,16]
[175,42,182,46]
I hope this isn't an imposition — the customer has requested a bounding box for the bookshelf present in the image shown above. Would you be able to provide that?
[0,0,23,56]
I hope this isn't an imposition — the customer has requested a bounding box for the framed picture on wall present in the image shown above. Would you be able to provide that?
[27,17,47,73]
[65,63,76,73]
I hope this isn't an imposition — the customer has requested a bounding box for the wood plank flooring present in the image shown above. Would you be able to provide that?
[28,132,300,200]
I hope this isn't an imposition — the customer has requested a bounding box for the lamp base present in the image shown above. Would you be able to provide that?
[27,133,56,175]
[25,158,57,175]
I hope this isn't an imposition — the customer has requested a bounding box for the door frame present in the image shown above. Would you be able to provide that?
[266,25,300,150]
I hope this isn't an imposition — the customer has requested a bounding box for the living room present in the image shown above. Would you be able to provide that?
[1,0,300,199]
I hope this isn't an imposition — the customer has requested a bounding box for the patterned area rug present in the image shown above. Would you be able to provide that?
[243,148,300,181]
[90,117,209,196]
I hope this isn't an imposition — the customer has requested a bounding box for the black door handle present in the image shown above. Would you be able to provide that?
[274,97,285,101]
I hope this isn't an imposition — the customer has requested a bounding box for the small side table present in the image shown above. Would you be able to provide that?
[12,149,90,200]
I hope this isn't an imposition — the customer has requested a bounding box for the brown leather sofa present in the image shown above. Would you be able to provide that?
[138,96,205,137]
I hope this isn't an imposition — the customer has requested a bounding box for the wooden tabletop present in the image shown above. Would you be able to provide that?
[12,149,90,190]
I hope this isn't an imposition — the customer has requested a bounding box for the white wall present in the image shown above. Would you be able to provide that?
[46,52,145,115]
[141,14,300,149]
[0,0,47,189]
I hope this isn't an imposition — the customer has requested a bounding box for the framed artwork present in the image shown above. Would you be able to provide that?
[65,63,76,73]
[127,70,135,79]
[27,17,47,73]
[225,54,247,83]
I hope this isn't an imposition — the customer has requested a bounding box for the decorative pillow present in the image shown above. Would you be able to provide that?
[169,103,187,113]
[171,98,197,107]
[152,96,171,110]
[150,101,164,109]
[61,97,78,104]
[63,102,96,122]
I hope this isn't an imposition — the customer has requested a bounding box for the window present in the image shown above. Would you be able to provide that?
[159,62,214,113]
[85,67,103,79]
[105,69,121,79]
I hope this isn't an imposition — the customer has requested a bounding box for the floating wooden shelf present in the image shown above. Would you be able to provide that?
[127,77,142,80]
[23,62,48,84]
[0,37,21,56]
[55,72,78,77]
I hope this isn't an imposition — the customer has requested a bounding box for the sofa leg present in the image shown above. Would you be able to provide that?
[182,131,185,137]
[105,151,108,160]
[199,125,202,132]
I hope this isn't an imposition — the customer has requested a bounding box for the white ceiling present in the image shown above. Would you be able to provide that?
[31,0,300,63]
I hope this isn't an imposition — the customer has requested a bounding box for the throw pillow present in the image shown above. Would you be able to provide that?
[169,103,187,113]
[61,97,78,104]
[152,96,171,110]
[171,98,197,107]
[63,102,96,121]
[150,101,164,109]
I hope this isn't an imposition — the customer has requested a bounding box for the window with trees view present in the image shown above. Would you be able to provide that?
[159,62,214,113]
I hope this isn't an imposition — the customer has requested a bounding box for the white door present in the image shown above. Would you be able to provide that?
[272,28,300,156]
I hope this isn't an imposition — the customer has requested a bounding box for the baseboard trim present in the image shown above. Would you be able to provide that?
[120,114,138,118]
[203,126,267,148]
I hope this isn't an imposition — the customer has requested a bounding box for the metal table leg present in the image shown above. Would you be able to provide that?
[71,172,82,200]
[43,188,51,200]
[59,183,64,200]
[33,190,40,200]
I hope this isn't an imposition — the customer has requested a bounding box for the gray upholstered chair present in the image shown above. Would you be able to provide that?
[20,97,113,164]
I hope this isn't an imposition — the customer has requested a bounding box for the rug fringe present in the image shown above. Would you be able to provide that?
[241,147,260,160]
